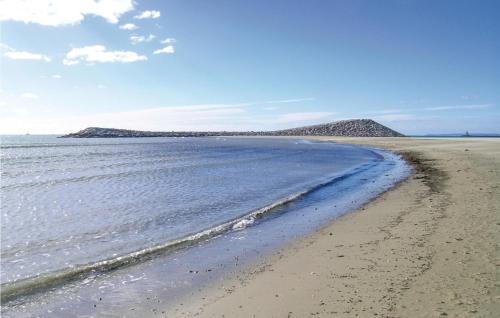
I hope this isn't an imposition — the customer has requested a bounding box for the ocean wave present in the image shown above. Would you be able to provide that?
[1,151,306,190]
[0,161,378,303]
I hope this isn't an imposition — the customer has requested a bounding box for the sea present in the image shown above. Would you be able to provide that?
[0,135,410,317]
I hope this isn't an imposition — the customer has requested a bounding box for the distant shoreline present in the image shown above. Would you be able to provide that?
[410,134,500,138]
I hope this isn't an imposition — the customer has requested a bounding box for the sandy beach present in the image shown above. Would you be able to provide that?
[163,137,499,317]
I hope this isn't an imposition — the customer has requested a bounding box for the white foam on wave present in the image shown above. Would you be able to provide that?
[232,217,255,230]
[294,139,314,144]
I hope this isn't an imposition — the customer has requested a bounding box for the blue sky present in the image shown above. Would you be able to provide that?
[1,0,499,135]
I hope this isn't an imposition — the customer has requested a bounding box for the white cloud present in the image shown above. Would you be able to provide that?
[370,104,492,115]
[21,92,38,99]
[263,106,278,111]
[134,10,160,20]
[275,112,334,123]
[153,45,175,55]
[0,98,324,134]
[52,74,62,79]
[63,45,147,65]
[0,0,134,26]
[423,104,491,111]
[1,104,247,134]
[231,98,316,108]
[1,43,51,62]
[265,97,315,104]
[97,84,106,89]
[161,38,176,44]
[4,51,51,62]
[63,59,80,66]
[119,23,138,30]
[130,34,156,44]
[0,43,13,51]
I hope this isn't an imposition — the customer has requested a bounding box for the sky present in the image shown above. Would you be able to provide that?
[0,0,499,135]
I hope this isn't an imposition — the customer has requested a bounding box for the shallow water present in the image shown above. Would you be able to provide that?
[0,136,410,316]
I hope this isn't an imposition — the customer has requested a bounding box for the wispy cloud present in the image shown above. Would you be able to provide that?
[5,51,51,62]
[255,98,315,111]
[263,106,278,111]
[1,43,51,62]
[275,112,334,123]
[423,104,491,111]
[225,97,317,108]
[153,45,175,55]
[52,74,62,79]
[0,0,134,26]
[119,23,138,30]
[264,97,315,104]
[370,104,492,115]
[63,45,147,65]
[1,104,247,134]
[130,34,156,44]
[134,10,160,20]
[21,92,38,99]
[0,98,321,134]
[161,38,176,44]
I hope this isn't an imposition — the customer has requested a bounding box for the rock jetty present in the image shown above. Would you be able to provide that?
[271,119,404,137]
[61,119,404,138]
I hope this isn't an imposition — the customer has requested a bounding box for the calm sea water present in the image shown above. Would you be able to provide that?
[1,136,409,316]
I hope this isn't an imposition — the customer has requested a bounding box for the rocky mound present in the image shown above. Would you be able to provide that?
[272,119,404,137]
[62,119,404,138]
[62,127,171,138]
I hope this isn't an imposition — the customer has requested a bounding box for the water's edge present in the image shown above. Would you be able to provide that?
[163,144,416,317]
[1,143,411,316]
[1,160,381,303]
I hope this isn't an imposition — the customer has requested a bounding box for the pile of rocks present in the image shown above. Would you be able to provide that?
[269,119,404,137]
[62,127,221,138]
[62,119,404,138]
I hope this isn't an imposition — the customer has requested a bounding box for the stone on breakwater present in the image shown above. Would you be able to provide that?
[61,119,404,138]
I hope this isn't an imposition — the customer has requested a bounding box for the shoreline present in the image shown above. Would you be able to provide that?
[161,137,498,317]
[0,139,409,317]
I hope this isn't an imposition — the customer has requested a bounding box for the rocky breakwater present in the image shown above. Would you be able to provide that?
[61,119,404,138]
[270,119,404,137]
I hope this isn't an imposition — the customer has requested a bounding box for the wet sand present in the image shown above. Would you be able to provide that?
[158,137,499,317]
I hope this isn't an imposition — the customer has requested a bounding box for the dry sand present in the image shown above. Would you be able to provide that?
[163,137,499,317]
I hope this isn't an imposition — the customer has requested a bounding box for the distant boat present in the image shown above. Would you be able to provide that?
[25,132,30,136]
